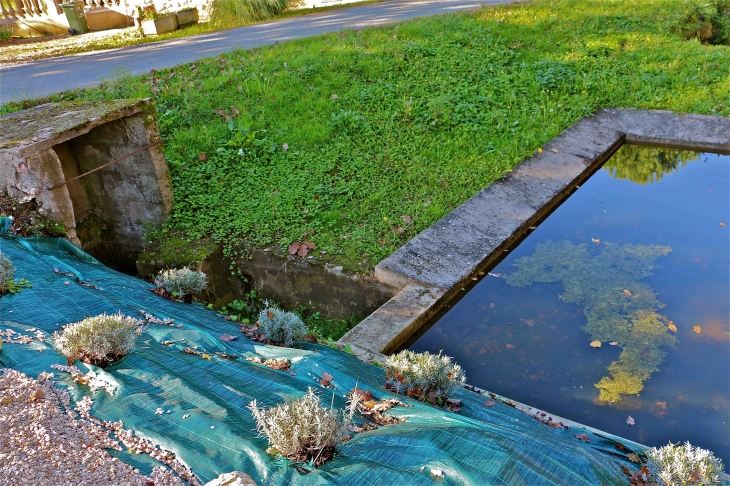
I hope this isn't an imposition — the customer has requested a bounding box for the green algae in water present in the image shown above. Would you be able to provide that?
[503,240,677,402]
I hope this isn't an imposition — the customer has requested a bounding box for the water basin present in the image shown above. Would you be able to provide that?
[407,145,730,463]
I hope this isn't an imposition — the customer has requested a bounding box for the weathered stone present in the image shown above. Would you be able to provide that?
[204,471,256,486]
[0,99,172,272]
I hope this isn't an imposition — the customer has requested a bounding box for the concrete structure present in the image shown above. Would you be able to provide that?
[0,98,172,272]
[339,109,730,356]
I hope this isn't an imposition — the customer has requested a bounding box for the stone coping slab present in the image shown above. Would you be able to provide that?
[0,99,145,154]
[340,109,730,356]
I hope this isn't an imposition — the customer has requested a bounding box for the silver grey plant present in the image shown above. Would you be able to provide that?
[257,304,306,346]
[247,387,358,465]
[646,441,724,486]
[385,350,466,403]
[0,251,15,293]
[53,312,143,365]
[155,268,207,298]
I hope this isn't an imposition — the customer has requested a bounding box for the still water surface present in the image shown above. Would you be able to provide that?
[408,145,730,463]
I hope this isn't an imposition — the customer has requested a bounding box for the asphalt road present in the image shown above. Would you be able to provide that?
[0,0,511,104]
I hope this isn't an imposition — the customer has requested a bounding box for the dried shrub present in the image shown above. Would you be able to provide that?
[384,350,466,405]
[646,441,724,486]
[0,252,15,294]
[247,387,357,466]
[53,312,143,367]
[257,305,306,346]
[155,268,207,300]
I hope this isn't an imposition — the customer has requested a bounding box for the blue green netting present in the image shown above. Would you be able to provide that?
[0,232,646,485]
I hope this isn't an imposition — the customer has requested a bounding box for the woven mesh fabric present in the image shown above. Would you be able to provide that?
[0,233,643,485]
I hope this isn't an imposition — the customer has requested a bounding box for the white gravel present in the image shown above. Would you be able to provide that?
[0,369,197,486]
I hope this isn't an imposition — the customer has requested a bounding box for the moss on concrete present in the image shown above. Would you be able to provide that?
[137,233,218,268]
[0,99,142,149]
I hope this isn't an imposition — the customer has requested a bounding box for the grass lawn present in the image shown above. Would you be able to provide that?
[2,0,728,274]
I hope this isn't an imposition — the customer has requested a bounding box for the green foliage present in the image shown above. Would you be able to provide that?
[2,0,729,271]
[384,350,466,404]
[303,312,359,341]
[258,304,307,346]
[53,312,143,366]
[213,0,302,22]
[604,145,700,184]
[5,278,31,294]
[646,441,725,486]
[504,240,676,402]
[155,267,208,297]
[675,0,730,45]
[0,252,15,294]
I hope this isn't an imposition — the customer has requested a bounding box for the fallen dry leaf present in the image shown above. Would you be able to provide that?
[288,242,300,255]
[590,340,602,348]
[201,354,211,360]
[402,215,412,224]
[219,334,237,342]
[628,453,640,463]
[574,433,590,443]
[484,400,496,407]
[446,398,462,413]
[198,153,207,161]
[322,372,334,382]
[626,415,635,426]
[693,326,701,334]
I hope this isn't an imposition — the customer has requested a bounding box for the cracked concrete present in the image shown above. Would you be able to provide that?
[339,109,730,355]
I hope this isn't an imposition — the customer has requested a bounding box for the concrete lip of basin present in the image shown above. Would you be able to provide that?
[339,108,730,355]
[338,108,730,467]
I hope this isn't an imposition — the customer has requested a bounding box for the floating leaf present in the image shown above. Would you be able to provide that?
[693,326,701,334]
[590,341,602,348]
[668,322,677,333]
[591,238,601,245]
[505,343,514,349]
[720,222,726,227]
[609,342,619,346]
[623,289,632,297]
[626,415,635,425]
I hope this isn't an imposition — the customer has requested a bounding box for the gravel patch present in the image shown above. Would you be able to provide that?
[0,368,196,485]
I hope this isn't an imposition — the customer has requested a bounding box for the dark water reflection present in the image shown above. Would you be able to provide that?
[408,146,730,463]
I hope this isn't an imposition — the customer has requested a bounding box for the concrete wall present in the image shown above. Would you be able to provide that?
[0,99,172,272]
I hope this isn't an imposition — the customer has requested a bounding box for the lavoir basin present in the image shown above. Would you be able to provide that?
[406,145,729,463]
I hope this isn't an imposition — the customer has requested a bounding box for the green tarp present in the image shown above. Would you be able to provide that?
[0,232,645,485]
